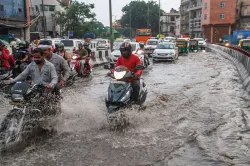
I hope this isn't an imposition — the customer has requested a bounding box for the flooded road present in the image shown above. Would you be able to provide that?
[1,50,250,166]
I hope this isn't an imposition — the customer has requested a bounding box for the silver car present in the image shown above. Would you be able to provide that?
[152,43,179,62]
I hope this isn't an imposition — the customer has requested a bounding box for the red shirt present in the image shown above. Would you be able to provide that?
[0,48,11,69]
[114,54,142,75]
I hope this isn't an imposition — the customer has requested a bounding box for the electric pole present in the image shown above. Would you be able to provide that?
[130,6,132,39]
[42,0,47,39]
[109,0,113,51]
[159,0,161,37]
[147,0,149,28]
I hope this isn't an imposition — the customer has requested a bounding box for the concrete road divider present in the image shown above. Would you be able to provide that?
[208,44,250,93]
[89,49,111,67]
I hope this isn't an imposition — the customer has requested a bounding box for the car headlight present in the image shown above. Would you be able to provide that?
[170,52,175,55]
[114,71,126,80]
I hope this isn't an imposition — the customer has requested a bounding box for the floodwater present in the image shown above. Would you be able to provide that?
[1,50,250,166]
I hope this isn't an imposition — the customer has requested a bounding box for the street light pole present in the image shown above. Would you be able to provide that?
[130,6,132,39]
[42,0,47,39]
[147,0,149,28]
[109,0,113,51]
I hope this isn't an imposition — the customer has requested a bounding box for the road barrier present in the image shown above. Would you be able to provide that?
[208,44,250,92]
[89,49,111,67]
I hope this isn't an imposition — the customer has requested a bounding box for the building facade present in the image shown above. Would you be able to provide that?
[180,0,190,36]
[30,0,70,37]
[189,0,202,38]
[176,17,181,38]
[0,0,30,41]
[160,8,180,37]
[202,0,237,43]
[236,0,250,30]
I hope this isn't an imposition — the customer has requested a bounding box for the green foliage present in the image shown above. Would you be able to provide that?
[55,0,98,37]
[120,1,164,36]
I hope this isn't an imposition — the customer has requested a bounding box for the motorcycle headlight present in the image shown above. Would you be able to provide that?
[72,55,78,60]
[114,71,126,80]
[11,94,24,102]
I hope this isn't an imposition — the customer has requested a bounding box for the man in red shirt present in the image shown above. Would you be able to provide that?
[112,42,142,102]
[0,41,14,73]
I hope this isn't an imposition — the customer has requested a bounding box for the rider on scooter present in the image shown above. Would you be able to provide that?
[56,42,71,65]
[136,42,150,65]
[0,41,15,74]
[108,42,142,103]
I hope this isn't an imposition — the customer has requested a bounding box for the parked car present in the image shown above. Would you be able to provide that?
[152,42,179,62]
[144,38,159,55]
[96,39,110,50]
[60,39,82,54]
[38,39,61,51]
[194,38,207,50]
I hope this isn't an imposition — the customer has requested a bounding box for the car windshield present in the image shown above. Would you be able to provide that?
[147,41,158,45]
[61,40,74,47]
[98,40,106,44]
[243,41,250,46]
[39,40,52,45]
[156,44,174,49]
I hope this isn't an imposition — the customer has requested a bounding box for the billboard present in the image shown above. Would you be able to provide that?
[0,0,26,21]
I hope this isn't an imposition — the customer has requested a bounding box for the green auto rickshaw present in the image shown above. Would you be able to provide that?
[176,38,189,55]
[238,39,250,52]
[189,39,199,52]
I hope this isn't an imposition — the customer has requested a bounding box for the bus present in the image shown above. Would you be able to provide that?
[136,29,152,44]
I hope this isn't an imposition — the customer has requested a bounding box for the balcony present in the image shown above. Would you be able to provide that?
[162,21,176,24]
[189,4,202,11]
[181,0,189,4]
[189,27,202,32]
[189,17,201,23]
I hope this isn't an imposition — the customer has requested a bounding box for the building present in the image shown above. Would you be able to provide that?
[0,0,30,41]
[30,0,70,37]
[160,8,180,37]
[236,0,250,30]
[176,17,181,38]
[189,0,202,38]
[202,0,237,43]
[180,0,190,36]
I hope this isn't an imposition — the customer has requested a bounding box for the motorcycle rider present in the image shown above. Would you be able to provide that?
[75,43,91,75]
[53,43,59,53]
[8,48,58,89]
[136,42,150,65]
[56,42,71,65]
[38,45,70,91]
[0,41,15,74]
[75,43,88,57]
[109,42,142,103]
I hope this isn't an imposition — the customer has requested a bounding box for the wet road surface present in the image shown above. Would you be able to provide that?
[1,50,250,166]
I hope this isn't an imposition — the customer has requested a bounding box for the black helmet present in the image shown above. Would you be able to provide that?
[78,43,83,47]
[19,41,26,49]
[58,42,64,51]
[139,42,144,49]
[120,42,132,59]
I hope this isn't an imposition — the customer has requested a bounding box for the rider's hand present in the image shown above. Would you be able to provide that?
[60,80,65,88]
[7,78,13,85]
[106,72,111,77]
[45,84,53,89]
[134,73,140,78]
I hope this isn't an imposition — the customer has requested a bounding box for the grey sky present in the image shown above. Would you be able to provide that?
[79,0,180,26]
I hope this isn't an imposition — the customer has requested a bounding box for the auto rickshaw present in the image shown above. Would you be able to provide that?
[238,39,250,52]
[176,38,189,55]
[189,39,199,52]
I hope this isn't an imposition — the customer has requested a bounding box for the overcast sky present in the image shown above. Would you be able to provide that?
[78,0,180,26]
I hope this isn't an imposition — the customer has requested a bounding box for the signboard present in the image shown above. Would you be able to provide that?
[68,31,74,37]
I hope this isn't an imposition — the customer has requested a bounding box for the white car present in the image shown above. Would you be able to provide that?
[110,42,140,62]
[164,37,176,43]
[194,38,207,49]
[60,39,82,54]
[144,39,159,55]
[38,39,61,51]
[152,42,179,62]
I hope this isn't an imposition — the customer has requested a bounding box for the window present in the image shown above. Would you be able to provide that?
[40,5,55,12]
[204,3,207,9]
[204,14,207,20]
[220,2,225,8]
[171,17,175,21]
[220,13,225,19]
[49,5,55,12]
[0,5,4,11]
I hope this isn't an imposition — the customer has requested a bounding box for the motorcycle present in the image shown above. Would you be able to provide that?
[136,50,150,68]
[105,64,147,114]
[73,54,92,77]
[0,82,61,147]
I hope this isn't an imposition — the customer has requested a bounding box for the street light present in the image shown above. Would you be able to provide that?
[109,0,113,50]
[158,0,161,36]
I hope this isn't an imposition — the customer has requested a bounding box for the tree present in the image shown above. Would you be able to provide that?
[120,1,164,37]
[55,0,96,37]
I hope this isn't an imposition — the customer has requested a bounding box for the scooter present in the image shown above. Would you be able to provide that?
[105,64,147,114]
[74,55,92,77]
[136,50,150,68]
